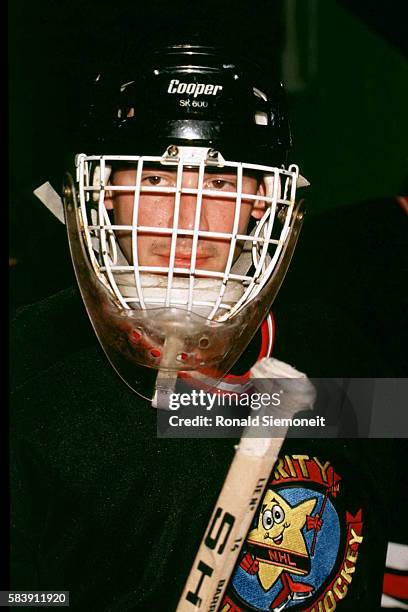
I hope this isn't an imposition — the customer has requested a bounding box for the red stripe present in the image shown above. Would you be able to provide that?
[259,313,275,359]
[383,571,408,599]
[223,312,275,383]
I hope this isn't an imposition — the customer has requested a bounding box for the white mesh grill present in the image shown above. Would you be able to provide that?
[76,149,299,322]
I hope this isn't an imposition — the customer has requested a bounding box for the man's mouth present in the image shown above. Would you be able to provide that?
[156,253,212,268]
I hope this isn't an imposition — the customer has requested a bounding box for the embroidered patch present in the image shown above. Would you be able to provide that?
[220,454,364,611]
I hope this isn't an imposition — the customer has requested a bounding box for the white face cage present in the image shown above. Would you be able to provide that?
[64,146,304,398]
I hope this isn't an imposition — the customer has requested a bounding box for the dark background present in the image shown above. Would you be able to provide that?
[9,0,408,211]
[9,0,408,372]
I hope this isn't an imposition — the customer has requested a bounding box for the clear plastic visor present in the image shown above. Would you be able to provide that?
[65,148,302,397]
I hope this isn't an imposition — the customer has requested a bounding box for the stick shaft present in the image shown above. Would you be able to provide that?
[176,357,315,611]
[176,437,285,612]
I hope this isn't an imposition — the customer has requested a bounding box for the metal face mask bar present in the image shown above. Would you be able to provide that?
[64,145,303,398]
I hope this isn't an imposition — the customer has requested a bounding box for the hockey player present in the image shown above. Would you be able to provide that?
[11,45,395,611]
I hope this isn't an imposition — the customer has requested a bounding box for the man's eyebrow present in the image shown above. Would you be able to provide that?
[205,167,262,183]
[141,168,176,174]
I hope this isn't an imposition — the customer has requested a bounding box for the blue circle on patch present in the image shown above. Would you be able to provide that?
[232,486,340,610]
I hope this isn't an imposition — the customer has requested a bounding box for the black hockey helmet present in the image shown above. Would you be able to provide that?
[80,44,292,166]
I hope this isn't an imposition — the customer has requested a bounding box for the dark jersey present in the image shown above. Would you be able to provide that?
[10,194,407,611]
[10,287,400,611]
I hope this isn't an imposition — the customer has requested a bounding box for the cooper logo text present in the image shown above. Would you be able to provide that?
[168,79,223,97]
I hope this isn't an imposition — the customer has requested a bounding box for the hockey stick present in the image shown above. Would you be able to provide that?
[176,358,316,612]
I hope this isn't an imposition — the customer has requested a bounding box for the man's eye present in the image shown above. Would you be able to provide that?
[206,178,236,191]
[143,175,164,186]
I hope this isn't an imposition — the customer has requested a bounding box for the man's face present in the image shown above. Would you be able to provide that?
[106,165,265,273]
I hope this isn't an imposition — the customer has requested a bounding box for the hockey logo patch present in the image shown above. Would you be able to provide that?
[221,455,364,611]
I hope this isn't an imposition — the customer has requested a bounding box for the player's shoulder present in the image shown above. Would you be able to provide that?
[10,286,96,391]
[10,289,155,466]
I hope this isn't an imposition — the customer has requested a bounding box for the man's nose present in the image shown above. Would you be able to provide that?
[176,192,209,232]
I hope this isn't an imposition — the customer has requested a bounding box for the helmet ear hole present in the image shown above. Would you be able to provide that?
[254,111,268,126]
